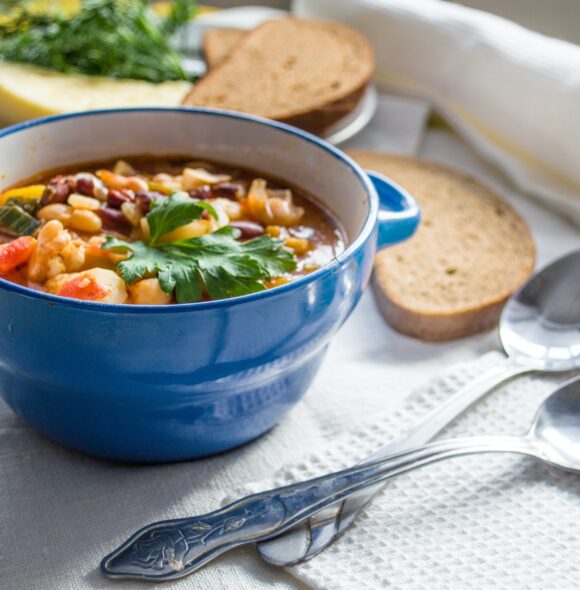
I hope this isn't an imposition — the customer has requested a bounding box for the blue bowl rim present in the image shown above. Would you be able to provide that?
[0,106,378,313]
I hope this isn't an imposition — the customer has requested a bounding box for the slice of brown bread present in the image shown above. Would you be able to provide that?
[348,150,536,341]
[203,28,246,70]
[184,18,374,135]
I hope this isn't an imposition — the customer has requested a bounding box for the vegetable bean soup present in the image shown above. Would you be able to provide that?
[0,157,346,304]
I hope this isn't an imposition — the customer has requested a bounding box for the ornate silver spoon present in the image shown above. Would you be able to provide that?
[102,375,580,582]
[257,248,580,566]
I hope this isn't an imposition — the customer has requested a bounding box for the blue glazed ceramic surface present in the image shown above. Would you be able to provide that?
[0,108,419,462]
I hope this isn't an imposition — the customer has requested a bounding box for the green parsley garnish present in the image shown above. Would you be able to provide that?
[0,0,197,83]
[146,192,218,245]
[103,193,297,303]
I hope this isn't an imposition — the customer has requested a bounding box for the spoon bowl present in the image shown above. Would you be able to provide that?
[500,249,580,372]
[531,376,580,470]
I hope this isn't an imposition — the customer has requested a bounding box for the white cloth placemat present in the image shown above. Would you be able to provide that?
[229,353,580,590]
[1,97,579,589]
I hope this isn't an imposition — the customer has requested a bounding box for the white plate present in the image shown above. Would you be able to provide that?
[323,84,378,146]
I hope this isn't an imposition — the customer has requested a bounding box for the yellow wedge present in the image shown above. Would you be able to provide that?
[0,62,192,127]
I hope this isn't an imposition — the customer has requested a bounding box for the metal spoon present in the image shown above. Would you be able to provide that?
[257,248,580,566]
[101,375,580,581]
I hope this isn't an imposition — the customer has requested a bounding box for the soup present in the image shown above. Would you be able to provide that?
[0,156,346,304]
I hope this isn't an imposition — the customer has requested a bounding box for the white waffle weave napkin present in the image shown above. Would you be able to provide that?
[228,353,580,590]
[293,0,580,227]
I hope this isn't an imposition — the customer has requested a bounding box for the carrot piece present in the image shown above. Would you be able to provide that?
[0,236,36,274]
[96,169,148,192]
[57,274,110,301]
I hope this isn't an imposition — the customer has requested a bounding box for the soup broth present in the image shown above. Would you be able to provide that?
[0,156,346,305]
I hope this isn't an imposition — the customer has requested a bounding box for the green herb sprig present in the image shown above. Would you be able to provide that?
[103,193,297,303]
[0,0,197,83]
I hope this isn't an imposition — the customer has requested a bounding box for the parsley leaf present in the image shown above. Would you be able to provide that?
[147,192,217,246]
[103,237,170,285]
[103,204,297,304]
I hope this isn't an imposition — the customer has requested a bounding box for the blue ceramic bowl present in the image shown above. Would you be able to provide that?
[0,108,419,462]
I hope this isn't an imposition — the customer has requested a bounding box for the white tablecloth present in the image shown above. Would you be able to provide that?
[1,97,579,590]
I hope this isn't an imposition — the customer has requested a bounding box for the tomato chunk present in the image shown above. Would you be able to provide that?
[57,274,110,301]
[0,236,36,275]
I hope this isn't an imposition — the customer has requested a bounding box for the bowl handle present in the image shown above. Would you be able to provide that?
[367,170,420,249]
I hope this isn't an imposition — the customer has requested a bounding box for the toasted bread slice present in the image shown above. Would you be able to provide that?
[203,28,246,70]
[185,18,374,135]
[348,151,536,341]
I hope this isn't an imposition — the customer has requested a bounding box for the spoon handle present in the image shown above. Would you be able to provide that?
[101,433,536,582]
[258,356,531,566]
[374,358,529,453]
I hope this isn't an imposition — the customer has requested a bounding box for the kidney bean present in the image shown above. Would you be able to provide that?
[75,174,95,197]
[107,189,133,209]
[188,185,212,200]
[97,207,132,234]
[212,182,244,200]
[65,176,78,192]
[40,176,74,206]
[134,190,165,213]
[230,220,265,240]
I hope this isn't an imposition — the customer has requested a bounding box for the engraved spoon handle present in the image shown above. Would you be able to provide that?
[101,433,535,582]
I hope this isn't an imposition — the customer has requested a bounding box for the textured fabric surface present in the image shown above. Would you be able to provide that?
[233,355,580,589]
[293,0,580,227]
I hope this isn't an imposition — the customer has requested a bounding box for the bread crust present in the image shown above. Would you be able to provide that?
[349,150,536,342]
[279,85,367,135]
[186,19,374,136]
[372,273,507,341]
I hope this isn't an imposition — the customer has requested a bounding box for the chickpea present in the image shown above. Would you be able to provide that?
[265,276,290,289]
[68,193,100,211]
[113,159,136,176]
[284,237,310,255]
[121,201,143,227]
[27,220,72,282]
[69,209,103,233]
[37,203,72,225]
[152,173,181,193]
[61,240,86,272]
[37,219,67,245]
[266,225,281,238]
[47,257,66,277]
[129,278,172,305]
[302,264,321,274]
[140,218,151,242]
